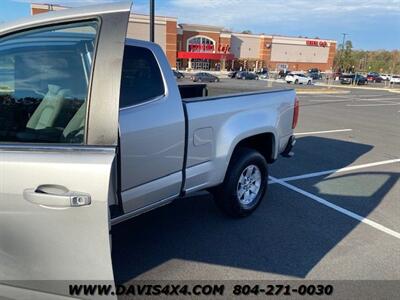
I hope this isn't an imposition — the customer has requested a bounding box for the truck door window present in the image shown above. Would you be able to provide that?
[0,21,98,144]
[119,45,165,108]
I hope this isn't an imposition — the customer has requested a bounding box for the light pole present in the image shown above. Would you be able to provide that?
[340,33,349,72]
[341,33,348,50]
[150,0,155,42]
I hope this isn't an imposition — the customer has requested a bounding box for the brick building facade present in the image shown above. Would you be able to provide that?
[31,3,336,72]
[31,3,178,68]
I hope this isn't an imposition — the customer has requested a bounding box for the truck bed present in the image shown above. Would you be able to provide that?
[181,88,297,193]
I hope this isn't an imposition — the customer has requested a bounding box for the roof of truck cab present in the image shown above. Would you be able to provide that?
[125,38,153,46]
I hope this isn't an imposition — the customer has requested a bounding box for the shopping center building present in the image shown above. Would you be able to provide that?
[31,3,337,72]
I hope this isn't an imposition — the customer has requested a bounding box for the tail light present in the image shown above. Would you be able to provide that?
[292,96,299,129]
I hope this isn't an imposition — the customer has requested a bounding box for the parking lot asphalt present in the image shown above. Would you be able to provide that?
[112,79,400,283]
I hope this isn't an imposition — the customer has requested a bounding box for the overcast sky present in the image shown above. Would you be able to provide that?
[1,0,400,50]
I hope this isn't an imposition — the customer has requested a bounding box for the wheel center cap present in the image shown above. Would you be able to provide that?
[237,164,262,205]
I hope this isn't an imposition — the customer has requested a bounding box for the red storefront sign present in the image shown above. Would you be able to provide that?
[306,40,328,47]
[182,42,234,60]
[177,51,235,60]
[188,43,215,52]
[188,43,231,53]
[217,44,231,53]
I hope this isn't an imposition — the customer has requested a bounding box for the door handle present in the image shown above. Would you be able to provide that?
[23,184,91,207]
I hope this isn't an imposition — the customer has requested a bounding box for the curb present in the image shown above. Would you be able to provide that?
[315,83,400,93]
[388,89,400,94]
[295,89,350,95]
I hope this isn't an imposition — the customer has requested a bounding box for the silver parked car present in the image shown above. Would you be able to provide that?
[0,1,298,296]
[191,72,220,82]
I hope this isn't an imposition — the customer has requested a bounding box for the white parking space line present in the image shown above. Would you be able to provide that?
[270,176,400,240]
[302,95,350,99]
[304,99,400,106]
[355,94,400,99]
[355,98,400,101]
[295,129,352,136]
[307,97,400,103]
[346,103,400,107]
[308,99,349,103]
[270,159,400,184]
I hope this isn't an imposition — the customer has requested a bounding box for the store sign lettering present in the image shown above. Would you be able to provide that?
[306,40,328,47]
[217,44,231,53]
[188,43,231,53]
[189,43,214,52]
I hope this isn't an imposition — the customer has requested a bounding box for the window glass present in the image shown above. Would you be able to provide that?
[0,21,97,144]
[119,46,165,108]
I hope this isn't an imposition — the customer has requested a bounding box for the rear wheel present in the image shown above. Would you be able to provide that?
[212,148,268,218]
[307,80,311,85]
[294,79,299,84]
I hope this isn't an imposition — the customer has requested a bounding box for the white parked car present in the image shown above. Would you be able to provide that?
[285,73,313,85]
[390,75,400,84]
[380,74,391,81]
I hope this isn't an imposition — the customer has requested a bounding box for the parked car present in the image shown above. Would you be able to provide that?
[173,69,184,79]
[0,1,299,293]
[366,72,383,83]
[380,74,391,81]
[285,73,313,85]
[308,68,320,74]
[227,70,238,78]
[191,72,220,82]
[236,71,259,80]
[340,74,367,85]
[338,73,348,81]
[390,75,400,84]
[256,70,269,79]
[308,72,322,80]
[278,69,290,78]
[333,71,343,80]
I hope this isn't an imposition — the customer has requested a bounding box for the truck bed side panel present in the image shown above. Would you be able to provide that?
[184,89,296,193]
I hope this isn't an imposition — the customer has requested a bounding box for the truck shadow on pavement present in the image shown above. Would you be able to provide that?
[112,136,398,282]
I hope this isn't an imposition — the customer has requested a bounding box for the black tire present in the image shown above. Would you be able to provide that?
[294,79,299,84]
[307,80,312,85]
[212,148,268,218]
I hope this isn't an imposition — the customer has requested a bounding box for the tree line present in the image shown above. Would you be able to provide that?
[334,40,400,74]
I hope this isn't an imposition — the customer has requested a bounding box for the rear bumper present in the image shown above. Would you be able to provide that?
[281,135,296,157]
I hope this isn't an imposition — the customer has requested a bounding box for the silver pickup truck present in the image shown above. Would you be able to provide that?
[0,1,298,293]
